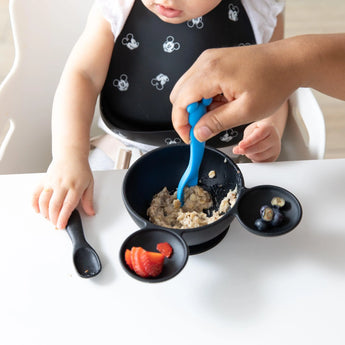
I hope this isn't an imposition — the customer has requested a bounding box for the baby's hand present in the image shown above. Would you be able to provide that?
[232,120,281,162]
[32,156,95,229]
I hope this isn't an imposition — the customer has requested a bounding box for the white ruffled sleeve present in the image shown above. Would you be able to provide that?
[242,0,285,44]
[95,0,135,40]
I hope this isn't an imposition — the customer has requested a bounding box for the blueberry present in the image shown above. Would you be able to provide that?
[271,210,284,226]
[260,205,274,221]
[254,218,269,231]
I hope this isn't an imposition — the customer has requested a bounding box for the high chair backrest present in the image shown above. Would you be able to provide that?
[0,0,326,174]
[0,0,98,174]
[279,87,326,161]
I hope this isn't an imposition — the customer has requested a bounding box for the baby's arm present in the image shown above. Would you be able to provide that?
[233,12,288,162]
[32,4,114,229]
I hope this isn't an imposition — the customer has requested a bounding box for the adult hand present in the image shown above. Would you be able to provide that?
[171,34,345,143]
[170,41,299,143]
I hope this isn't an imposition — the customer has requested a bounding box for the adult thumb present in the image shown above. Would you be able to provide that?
[193,99,250,142]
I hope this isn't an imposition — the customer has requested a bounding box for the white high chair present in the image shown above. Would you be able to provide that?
[0,0,326,174]
[0,0,99,174]
[278,87,325,161]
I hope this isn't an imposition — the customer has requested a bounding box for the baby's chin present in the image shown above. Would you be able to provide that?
[156,15,189,24]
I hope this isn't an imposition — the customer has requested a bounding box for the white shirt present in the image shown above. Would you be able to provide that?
[95,0,285,44]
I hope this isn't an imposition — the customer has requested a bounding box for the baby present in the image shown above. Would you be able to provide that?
[32,0,288,229]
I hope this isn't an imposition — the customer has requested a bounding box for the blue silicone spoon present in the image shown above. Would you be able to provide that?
[177,98,212,204]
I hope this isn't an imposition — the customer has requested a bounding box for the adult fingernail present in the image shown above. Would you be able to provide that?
[195,126,212,142]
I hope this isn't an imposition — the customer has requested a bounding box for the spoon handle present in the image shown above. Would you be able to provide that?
[177,98,212,203]
[186,99,212,185]
[66,210,88,249]
[188,125,205,186]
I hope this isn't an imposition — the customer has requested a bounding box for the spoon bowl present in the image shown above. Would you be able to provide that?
[73,247,102,278]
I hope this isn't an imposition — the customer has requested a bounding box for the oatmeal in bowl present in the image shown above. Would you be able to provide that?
[147,184,238,229]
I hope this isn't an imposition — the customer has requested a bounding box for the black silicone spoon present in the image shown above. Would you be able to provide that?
[66,210,102,278]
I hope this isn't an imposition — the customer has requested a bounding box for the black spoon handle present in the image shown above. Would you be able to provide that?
[66,210,88,248]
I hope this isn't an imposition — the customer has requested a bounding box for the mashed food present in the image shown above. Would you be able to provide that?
[147,185,237,229]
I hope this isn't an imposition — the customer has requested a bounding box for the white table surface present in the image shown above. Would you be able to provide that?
[1,159,345,344]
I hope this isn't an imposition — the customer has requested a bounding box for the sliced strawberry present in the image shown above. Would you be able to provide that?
[156,242,173,258]
[130,247,136,270]
[140,251,165,277]
[131,247,149,278]
[124,249,133,270]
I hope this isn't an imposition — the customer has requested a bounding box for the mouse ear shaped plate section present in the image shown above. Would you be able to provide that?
[235,185,302,236]
[119,228,189,283]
